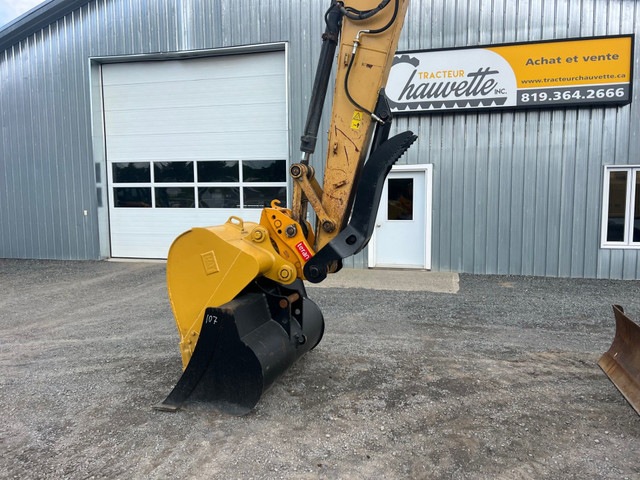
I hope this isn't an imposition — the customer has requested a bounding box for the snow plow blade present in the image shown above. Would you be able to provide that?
[598,305,640,416]
[155,279,324,416]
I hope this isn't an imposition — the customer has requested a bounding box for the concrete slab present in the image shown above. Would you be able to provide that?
[309,268,460,293]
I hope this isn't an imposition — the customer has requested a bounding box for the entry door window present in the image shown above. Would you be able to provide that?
[387,178,414,220]
[110,159,287,209]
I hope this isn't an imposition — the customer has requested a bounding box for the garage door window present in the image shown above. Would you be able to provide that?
[113,162,150,183]
[114,187,152,208]
[112,163,152,207]
[155,161,194,182]
[199,186,240,208]
[155,187,195,208]
[198,161,239,182]
[242,160,286,182]
[111,160,287,209]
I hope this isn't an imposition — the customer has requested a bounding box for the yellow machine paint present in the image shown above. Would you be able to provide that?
[158,0,414,415]
[260,202,316,280]
[166,0,411,370]
[166,216,296,367]
[312,0,409,250]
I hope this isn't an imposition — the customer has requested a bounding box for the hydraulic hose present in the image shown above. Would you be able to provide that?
[343,0,399,122]
[340,0,391,20]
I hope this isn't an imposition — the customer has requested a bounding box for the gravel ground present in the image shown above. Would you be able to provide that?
[0,259,639,480]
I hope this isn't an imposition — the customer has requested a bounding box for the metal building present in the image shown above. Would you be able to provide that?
[1,0,639,279]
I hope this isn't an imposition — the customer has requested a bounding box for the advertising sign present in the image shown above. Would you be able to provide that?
[387,35,633,113]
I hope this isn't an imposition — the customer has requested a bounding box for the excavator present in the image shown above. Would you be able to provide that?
[154,0,415,415]
[153,0,640,417]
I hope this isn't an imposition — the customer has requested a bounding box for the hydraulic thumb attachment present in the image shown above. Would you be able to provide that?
[304,131,417,283]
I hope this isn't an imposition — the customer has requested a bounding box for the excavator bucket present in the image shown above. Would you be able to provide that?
[155,218,324,415]
[598,305,640,415]
[156,278,324,415]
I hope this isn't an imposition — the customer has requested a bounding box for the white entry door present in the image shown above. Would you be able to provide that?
[370,165,432,269]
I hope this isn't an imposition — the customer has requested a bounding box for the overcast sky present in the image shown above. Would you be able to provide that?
[0,0,45,28]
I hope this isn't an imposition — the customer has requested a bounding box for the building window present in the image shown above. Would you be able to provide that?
[111,160,287,209]
[387,178,414,220]
[601,166,640,248]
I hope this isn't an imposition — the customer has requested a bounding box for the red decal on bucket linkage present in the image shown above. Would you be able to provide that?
[295,242,312,262]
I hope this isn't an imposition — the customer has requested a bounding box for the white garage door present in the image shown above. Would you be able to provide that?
[102,51,288,258]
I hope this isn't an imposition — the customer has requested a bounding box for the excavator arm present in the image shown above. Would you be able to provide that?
[156,0,415,415]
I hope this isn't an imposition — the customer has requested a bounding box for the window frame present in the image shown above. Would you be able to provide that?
[110,159,288,209]
[600,165,640,249]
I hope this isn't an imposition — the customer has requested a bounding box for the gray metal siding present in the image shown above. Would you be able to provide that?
[391,0,640,279]
[0,0,339,262]
[0,0,639,277]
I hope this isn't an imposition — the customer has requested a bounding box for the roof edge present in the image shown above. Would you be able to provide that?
[0,0,89,53]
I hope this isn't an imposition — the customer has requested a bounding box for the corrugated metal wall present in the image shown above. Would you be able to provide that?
[1,0,639,278]
[392,0,640,279]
